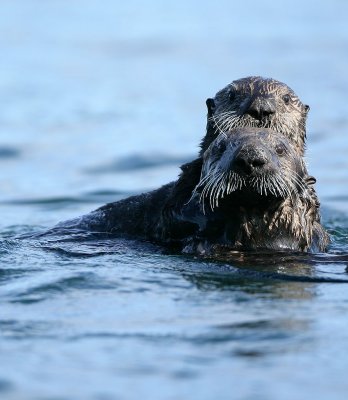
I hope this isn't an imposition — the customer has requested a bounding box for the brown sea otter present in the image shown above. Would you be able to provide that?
[47,77,328,254]
[58,127,329,254]
[168,76,313,221]
[203,76,309,155]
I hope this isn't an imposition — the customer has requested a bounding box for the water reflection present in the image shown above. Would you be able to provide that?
[13,229,348,284]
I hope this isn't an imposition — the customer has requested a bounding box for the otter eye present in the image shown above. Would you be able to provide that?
[275,144,286,156]
[282,94,291,104]
[216,141,226,153]
[229,87,236,101]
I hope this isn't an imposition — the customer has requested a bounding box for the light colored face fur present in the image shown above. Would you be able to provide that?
[194,128,308,212]
[206,76,309,154]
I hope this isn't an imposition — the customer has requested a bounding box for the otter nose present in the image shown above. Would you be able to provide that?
[234,149,267,174]
[246,99,276,120]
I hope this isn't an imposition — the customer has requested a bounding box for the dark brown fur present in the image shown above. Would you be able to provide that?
[170,76,312,217]
[204,76,309,155]
[54,77,328,254]
[175,128,329,253]
[60,127,329,254]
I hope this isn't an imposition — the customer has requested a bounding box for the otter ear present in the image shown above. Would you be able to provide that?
[206,98,216,117]
[306,176,316,185]
[304,104,310,113]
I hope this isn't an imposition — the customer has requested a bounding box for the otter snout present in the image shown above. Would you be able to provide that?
[245,97,276,120]
[233,146,269,175]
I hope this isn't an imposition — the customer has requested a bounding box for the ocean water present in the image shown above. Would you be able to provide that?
[1,1,348,399]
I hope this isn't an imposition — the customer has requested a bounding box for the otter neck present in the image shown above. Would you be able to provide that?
[199,196,314,252]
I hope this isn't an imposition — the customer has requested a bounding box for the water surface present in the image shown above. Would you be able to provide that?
[1,1,348,399]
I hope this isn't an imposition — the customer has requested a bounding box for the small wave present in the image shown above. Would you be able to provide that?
[4,197,84,205]
[2,269,118,304]
[8,227,348,284]
[0,190,129,208]
[85,152,194,173]
[0,238,22,254]
[0,319,58,339]
[178,251,348,284]
[40,241,348,283]
[40,238,163,259]
[0,146,20,159]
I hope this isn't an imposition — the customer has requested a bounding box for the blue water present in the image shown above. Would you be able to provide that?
[1,1,348,399]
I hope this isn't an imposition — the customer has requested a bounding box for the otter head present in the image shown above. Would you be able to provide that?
[195,127,308,213]
[203,76,310,156]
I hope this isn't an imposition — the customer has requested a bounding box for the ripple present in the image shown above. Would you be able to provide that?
[0,239,22,254]
[0,190,128,209]
[85,152,194,173]
[21,228,164,258]
[2,269,118,304]
[0,319,57,340]
[15,232,348,283]
[2,195,111,206]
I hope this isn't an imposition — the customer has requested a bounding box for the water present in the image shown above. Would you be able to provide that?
[1,1,348,399]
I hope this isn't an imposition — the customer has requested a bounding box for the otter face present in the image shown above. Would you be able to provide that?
[205,76,309,155]
[194,127,307,212]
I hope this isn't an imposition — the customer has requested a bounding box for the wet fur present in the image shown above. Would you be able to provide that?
[203,76,309,155]
[62,128,329,254]
[169,76,313,221]
[57,77,329,254]
[185,129,328,252]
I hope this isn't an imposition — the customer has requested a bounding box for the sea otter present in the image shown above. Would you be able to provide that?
[203,76,309,155]
[57,127,329,254]
[169,76,314,218]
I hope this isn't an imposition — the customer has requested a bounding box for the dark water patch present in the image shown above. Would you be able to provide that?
[67,332,180,342]
[85,153,194,173]
[233,349,265,358]
[322,210,348,253]
[83,189,131,203]
[186,266,348,285]
[169,369,199,380]
[191,323,295,346]
[22,228,164,258]
[0,267,42,283]
[3,196,112,206]
[1,191,131,210]
[0,319,58,340]
[214,318,309,335]
[0,238,22,254]
[29,271,116,292]
[2,268,120,304]
[3,196,92,207]
[19,231,348,284]
[64,317,305,355]
[40,246,113,259]
[37,242,126,259]
[0,378,13,393]
[21,244,348,290]
[0,225,46,239]
[168,251,348,286]
[0,146,20,159]
[10,272,118,303]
